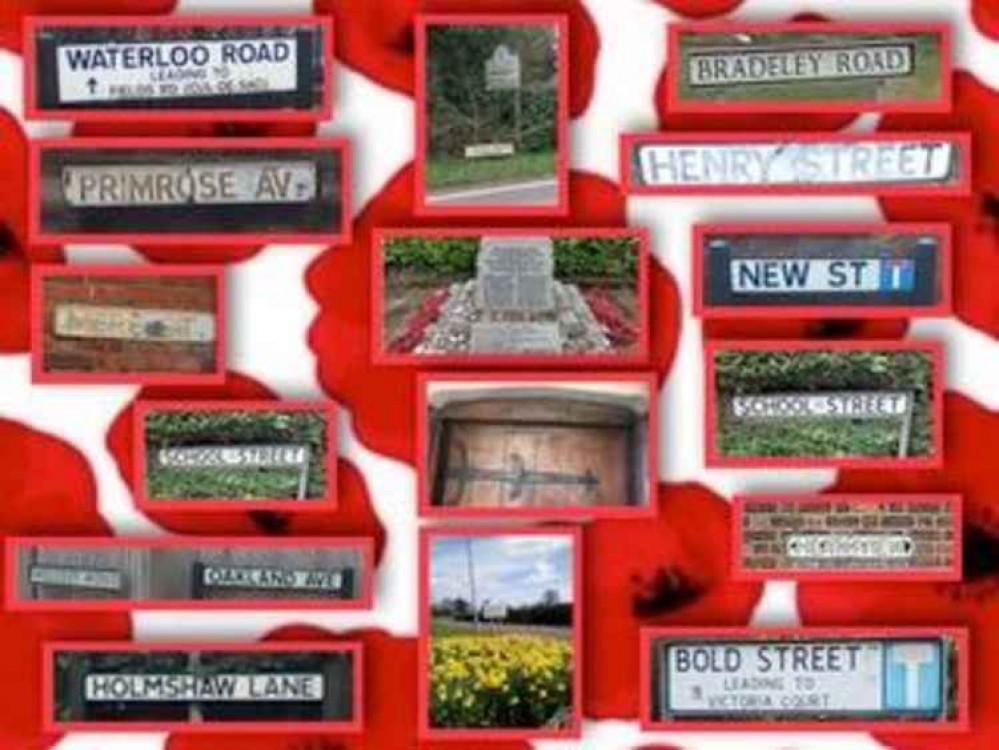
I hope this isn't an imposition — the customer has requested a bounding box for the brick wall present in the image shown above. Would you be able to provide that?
[740,498,956,572]
[41,275,219,375]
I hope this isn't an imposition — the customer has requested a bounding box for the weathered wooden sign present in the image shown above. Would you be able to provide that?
[49,643,361,730]
[623,133,970,194]
[195,563,353,597]
[648,631,961,727]
[465,143,516,159]
[485,44,521,90]
[734,494,961,580]
[697,226,948,317]
[667,24,950,112]
[29,565,123,591]
[33,139,349,243]
[27,18,331,119]
[53,304,216,342]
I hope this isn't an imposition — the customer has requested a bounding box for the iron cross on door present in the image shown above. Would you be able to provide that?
[444,442,601,505]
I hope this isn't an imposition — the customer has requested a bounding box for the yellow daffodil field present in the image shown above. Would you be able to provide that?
[430,629,574,728]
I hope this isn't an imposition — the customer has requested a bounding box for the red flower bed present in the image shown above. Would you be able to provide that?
[584,287,639,348]
[388,288,450,354]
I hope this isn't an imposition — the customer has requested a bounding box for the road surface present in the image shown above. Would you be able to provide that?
[427,178,559,207]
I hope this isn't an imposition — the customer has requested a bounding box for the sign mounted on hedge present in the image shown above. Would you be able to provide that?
[666,23,950,113]
[26,16,333,121]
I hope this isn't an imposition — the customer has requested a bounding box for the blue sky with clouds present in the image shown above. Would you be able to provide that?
[430,534,574,608]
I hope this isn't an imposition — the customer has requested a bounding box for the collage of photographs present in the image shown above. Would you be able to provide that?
[3,7,979,746]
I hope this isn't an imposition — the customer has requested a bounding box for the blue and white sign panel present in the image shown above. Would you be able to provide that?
[658,637,946,720]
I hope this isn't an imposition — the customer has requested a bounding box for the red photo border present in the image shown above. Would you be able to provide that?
[43,640,364,733]
[372,226,651,367]
[6,535,373,611]
[619,131,973,196]
[23,15,335,123]
[639,625,971,732]
[132,399,338,513]
[730,493,963,582]
[417,525,583,739]
[28,136,353,246]
[413,14,571,217]
[692,221,953,319]
[704,339,945,469]
[415,370,659,519]
[666,21,953,114]
[30,263,227,386]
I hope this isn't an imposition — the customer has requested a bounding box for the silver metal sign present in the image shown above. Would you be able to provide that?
[157,443,312,500]
[688,43,914,87]
[54,304,216,343]
[29,565,123,591]
[635,140,958,187]
[84,673,325,702]
[730,391,912,420]
[61,161,318,208]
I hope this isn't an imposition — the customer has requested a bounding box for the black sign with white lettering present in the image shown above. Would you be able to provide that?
[702,232,943,309]
[37,144,344,237]
[32,22,327,115]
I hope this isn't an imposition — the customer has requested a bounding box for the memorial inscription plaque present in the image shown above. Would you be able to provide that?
[733,494,961,580]
[623,133,970,195]
[10,537,369,609]
[668,23,949,112]
[644,628,966,729]
[32,138,349,243]
[27,17,332,120]
[696,225,949,317]
[48,642,361,730]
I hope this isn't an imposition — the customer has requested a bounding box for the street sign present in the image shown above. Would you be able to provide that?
[29,565,123,591]
[84,673,326,702]
[656,636,949,721]
[53,304,216,343]
[464,143,516,159]
[485,45,521,90]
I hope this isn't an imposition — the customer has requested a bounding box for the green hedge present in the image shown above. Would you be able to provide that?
[144,410,329,501]
[714,350,934,458]
[384,236,639,281]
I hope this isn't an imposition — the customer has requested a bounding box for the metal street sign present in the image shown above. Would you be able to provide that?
[786,534,915,559]
[464,143,516,159]
[729,391,915,457]
[32,21,328,114]
[657,637,947,720]
[198,564,351,595]
[61,161,318,208]
[84,673,325,702]
[157,443,312,500]
[53,304,216,343]
[730,257,915,293]
[634,140,959,188]
[485,45,521,90]
[730,391,911,419]
[29,565,123,591]
[688,42,914,87]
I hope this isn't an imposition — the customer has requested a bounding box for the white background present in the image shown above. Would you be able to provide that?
[1,0,996,748]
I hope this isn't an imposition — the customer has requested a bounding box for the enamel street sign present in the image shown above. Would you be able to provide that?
[686,42,914,87]
[53,304,216,343]
[32,20,328,115]
[61,161,318,208]
[84,673,326,702]
[785,534,915,559]
[700,231,943,312]
[656,636,948,721]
